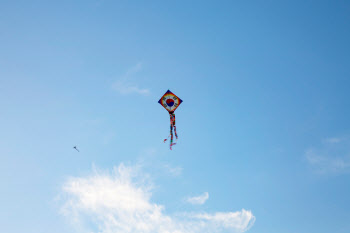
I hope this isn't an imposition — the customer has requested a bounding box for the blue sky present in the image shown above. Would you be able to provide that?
[1,1,350,232]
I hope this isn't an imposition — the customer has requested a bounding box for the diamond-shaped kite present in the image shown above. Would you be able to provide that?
[158,90,183,150]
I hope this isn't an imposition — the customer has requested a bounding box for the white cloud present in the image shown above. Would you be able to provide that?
[112,62,150,95]
[186,192,209,205]
[60,163,255,233]
[305,137,350,174]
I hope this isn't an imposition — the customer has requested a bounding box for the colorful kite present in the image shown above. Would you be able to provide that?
[158,90,183,150]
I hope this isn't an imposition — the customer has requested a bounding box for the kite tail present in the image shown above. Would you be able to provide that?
[174,125,178,139]
[169,113,177,150]
[164,113,173,143]
[170,123,174,150]
[164,113,178,150]
[172,113,178,139]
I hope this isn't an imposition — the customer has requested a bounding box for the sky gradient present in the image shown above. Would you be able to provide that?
[1,1,350,233]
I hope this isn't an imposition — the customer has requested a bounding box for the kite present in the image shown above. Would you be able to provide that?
[158,90,183,150]
[73,146,79,152]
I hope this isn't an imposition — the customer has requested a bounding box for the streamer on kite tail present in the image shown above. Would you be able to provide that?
[164,113,174,142]
[173,117,178,140]
[163,135,170,143]
[169,112,177,150]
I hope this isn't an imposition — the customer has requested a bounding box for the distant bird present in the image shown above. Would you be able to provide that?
[73,146,79,152]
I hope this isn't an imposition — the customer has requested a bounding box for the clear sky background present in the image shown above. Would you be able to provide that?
[1,1,350,233]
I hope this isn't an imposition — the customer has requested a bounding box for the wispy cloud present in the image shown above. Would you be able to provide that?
[187,192,209,205]
[60,163,255,233]
[324,137,342,144]
[305,137,350,174]
[164,164,183,177]
[112,62,150,95]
